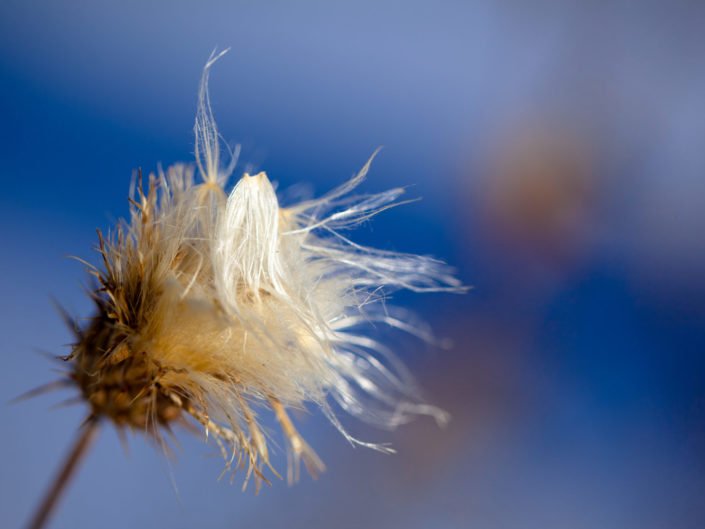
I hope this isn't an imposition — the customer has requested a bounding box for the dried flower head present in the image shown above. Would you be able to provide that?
[28,48,465,527]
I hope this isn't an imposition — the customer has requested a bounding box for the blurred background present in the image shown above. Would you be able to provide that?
[1,1,704,528]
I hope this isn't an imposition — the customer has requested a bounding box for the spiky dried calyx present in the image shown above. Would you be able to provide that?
[65,183,185,429]
[69,299,184,430]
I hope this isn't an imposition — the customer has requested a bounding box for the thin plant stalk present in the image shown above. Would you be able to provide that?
[26,417,100,529]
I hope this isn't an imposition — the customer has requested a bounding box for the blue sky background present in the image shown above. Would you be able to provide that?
[2,2,705,528]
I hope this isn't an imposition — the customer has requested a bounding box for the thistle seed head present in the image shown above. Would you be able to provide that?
[56,49,466,489]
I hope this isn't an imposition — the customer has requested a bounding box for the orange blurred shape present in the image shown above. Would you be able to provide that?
[482,125,596,260]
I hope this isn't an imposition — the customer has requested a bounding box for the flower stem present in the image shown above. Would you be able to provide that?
[26,417,100,529]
